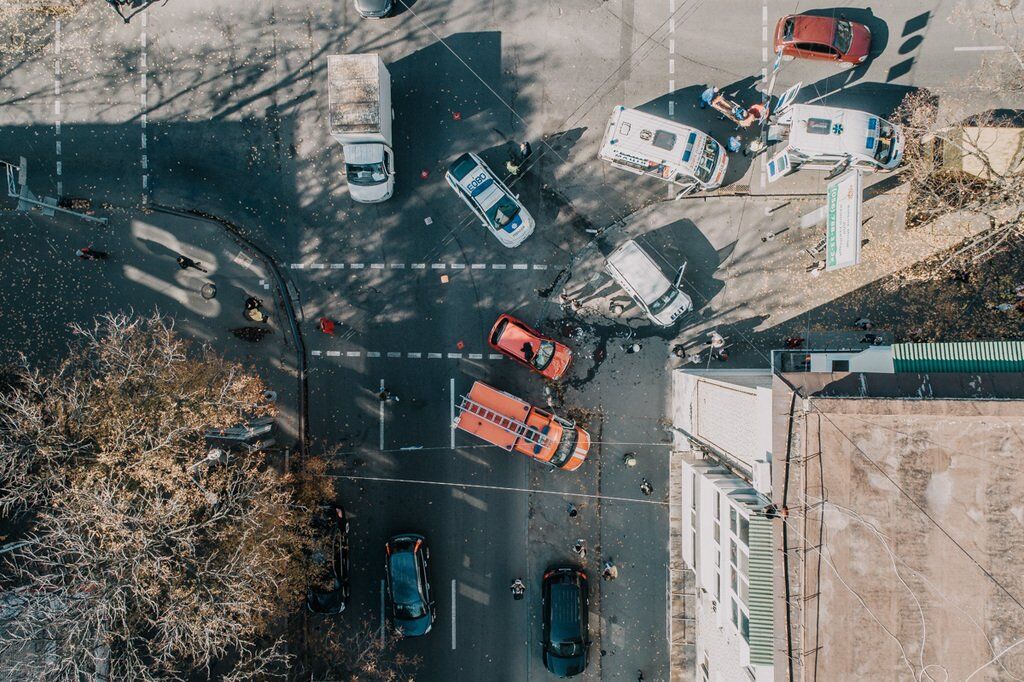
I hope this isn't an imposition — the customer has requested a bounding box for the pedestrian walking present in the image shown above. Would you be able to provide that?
[637,670,645,682]
[510,578,525,600]
[727,136,742,153]
[319,317,336,335]
[707,331,728,361]
[176,255,208,273]
[623,342,642,354]
[76,246,108,260]
[378,389,400,403]
[567,503,579,519]
[505,141,532,176]
[699,86,718,109]
[852,317,873,330]
[623,452,637,467]
[572,539,587,560]
[602,560,618,581]
[640,478,653,496]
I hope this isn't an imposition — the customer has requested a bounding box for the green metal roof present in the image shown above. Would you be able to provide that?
[747,514,774,667]
[892,342,1024,374]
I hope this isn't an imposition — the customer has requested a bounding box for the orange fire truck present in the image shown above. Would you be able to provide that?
[453,382,590,471]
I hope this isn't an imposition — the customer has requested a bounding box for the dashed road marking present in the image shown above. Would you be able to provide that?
[472,263,487,269]
[412,263,427,269]
[447,352,462,359]
[954,45,1006,52]
[366,351,381,358]
[408,352,422,358]
[512,263,528,270]
[390,263,405,269]
[371,263,385,269]
[327,351,340,357]
[346,351,361,357]
[331,263,344,269]
[54,19,62,196]
[492,264,507,270]
[311,350,507,362]
[350,263,365,269]
[431,263,446,269]
[289,261,551,272]
[489,353,504,360]
[468,353,483,359]
[310,263,326,269]
[428,352,443,359]
[387,352,402,358]
[533,264,548,270]
[451,263,466,270]
[139,12,149,204]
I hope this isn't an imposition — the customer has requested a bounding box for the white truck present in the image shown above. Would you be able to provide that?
[327,54,395,203]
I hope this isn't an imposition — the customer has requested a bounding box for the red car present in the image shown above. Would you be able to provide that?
[488,314,572,380]
[773,14,871,67]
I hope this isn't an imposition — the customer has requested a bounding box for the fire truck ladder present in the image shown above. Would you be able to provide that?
[457,396,548,448]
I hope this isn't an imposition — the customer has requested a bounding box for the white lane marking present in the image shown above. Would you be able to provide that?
[311,350,509,361]
[954,45,1006,52]
[290,262,549,271]
[408,352,422,358]
[451,579,457,650]
[512,263,528,270]
[327,351,341,357]
[388,351,402,358]
[762,4,767,20]
[447,352,462,359]
[366,352,381,358]
[310,263,326,269]
[331,263,344,269]
[428,352,443,359]
[489,353,504,360]
[346,351,361,357]
[412,263,426,269]
[533,264,547,270]
[472,263,487,269]
[371,263,385,269]
[311,350,322,356]
[492,264,507,270]
[451,263,466,269]
[291,263,306,269]
[390,263,405,269]
[380,579,386,644]
[431,263,446,269]
[350,263,365,269]
[450,378,456,448]
[379,379,385,450]
[468,353,483,360]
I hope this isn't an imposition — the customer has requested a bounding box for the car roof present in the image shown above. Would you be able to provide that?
[388,551,422,605]
[789,15,836,44]
[495,317,538,354]
[458,382,532,450]
[549,583,583,643]
[606,240,670,305]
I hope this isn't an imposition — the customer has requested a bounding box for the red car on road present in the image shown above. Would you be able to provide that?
[773,14,871,67]
[488,314,572,380]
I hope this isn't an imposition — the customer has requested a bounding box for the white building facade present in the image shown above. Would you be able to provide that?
[672,370,775,682]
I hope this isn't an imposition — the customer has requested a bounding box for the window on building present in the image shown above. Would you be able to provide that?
[715,571,721,602]
[832,359,850,372]
[739,515,749,545]
[729,507,737,534]
[730,568,738,594]
[731,598,739,627]
[730,539,737,567]
[691,473,697,510]
[701,653,711,681]
[713,521,720,544]
[714,491,720,519]
[741,611,750,642]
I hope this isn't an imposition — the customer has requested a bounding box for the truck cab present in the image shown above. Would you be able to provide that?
[328,54,395,203]
[453,382,590,471]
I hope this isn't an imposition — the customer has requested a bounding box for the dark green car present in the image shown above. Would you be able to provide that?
[542,566,589,677]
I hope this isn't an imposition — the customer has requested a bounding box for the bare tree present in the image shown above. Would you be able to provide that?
[0,313,317,680]
[298,619,420,682]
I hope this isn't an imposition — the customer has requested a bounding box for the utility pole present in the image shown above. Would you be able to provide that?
[2,157,107,225]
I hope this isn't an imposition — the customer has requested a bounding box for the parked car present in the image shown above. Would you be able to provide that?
[542,566,589,678]
[773,14,871,67]
[488,314,572,380]
[385,534,435,636]
[445,152,535,248]
[354,0,392,18]
[306,506,351,615]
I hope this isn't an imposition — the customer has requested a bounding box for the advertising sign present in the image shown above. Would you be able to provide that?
[826,170,862,271]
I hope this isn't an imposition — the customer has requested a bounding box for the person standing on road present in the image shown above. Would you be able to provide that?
[76,246,108,260]
[699,86,718,109]
[176,254,208,273]
[378,389,399,403]
[510,578,525,600]
[602,560,618,581]
[572,539,587,560]
[640,478,653,496]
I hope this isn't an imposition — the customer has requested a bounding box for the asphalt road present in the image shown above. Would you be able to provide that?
[0,0,1015,680]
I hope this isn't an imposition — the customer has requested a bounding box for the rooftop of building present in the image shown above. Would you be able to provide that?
[772,372,1024,681]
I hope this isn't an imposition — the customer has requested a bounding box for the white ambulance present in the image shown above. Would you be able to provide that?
[765,82,904,182]
[599,106,728,195]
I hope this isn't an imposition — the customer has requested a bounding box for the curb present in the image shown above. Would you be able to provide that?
[150,205,309,461]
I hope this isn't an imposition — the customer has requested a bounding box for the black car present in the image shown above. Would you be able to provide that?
[306,506,350,614]
[542,566,589,677]
[385,534,435,636]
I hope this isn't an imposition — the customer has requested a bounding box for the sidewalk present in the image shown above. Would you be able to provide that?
[0,205,300,444]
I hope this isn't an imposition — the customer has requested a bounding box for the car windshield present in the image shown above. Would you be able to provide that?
[347,162,387,186]
[648,285,680,315]
[532,340,555,370]
[550,427,579,468]
[873,120,897,163]
[552,641,585,657]
[389,553,425,617]
[694,137,719,183]
[833,19,852,53]
[489,196,521,230]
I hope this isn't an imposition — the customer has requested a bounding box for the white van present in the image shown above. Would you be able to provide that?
[599,107,728,195]
[605,239,692,327]
[766,82,904,182]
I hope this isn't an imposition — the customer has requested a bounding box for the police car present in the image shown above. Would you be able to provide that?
[445,152,535,248]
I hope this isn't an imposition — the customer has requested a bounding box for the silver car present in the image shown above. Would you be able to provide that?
[354,0,392,19]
